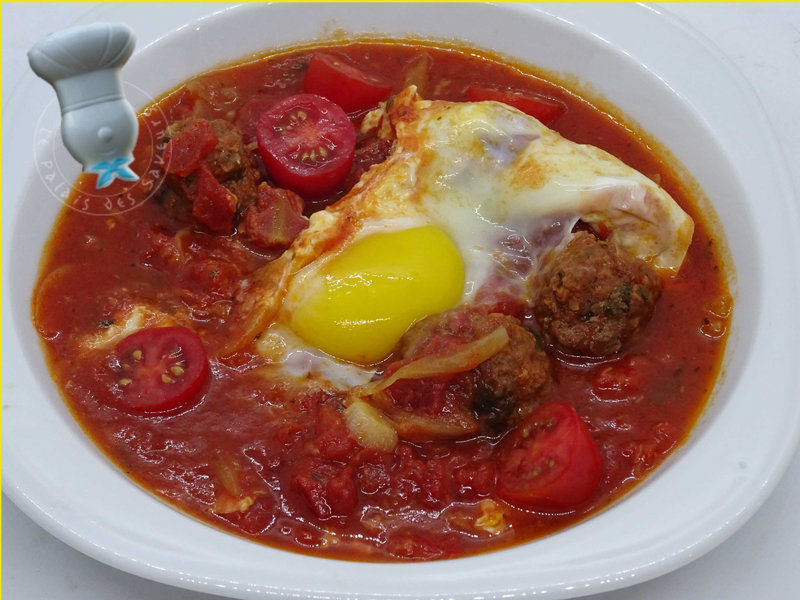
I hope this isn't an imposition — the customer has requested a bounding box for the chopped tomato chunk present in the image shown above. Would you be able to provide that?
[294,459,358,519]
[496,401,602,510]
[591,354,652,402]
[193,163,237,234]
[240,183,309,251]
[163,118,219,176]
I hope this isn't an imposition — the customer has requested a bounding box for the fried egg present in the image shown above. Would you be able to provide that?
[228,86,693,386]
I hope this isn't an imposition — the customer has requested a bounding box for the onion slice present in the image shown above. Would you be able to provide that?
[343,399,399,452]
[362,325,510,396]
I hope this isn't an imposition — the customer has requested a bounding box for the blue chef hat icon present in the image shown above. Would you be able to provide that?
[28,22,140,189]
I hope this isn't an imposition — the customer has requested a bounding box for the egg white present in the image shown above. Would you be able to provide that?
[226,86,694,389]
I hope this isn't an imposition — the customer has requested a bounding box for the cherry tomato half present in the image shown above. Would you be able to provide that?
[465,85,565,126]
[113,326,209,413]
[496,401,602,511]
[303,53,393,114]
[256,94,356,198]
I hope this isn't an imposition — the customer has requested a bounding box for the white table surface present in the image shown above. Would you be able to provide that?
[3,3,799,599]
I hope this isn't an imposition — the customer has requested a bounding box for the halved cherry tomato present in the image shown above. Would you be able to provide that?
[303,53,393,113]
[465,85,565,125]
[113,326,209,413]
[496,401,602,511]
[256,94,356,198]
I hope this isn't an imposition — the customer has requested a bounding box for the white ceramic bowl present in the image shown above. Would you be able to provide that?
[3,4,799,599]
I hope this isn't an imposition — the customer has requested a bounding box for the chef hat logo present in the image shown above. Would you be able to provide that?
[28,22,136,96]
[29,23,170,215]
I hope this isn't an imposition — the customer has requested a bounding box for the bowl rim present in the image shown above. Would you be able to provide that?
[3,3,799,599]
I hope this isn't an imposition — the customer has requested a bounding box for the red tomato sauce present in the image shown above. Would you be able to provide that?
[32,42,731,561]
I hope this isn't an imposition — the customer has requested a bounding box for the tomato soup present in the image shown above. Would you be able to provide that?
[32,42,731,561]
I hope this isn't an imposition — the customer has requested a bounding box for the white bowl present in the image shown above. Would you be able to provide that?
[3,3,799,599]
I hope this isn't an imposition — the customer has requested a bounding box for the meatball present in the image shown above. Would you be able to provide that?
[533,231,661,356]
[204,118,261,209]
[160,117,261,229]
[397,307,553,432]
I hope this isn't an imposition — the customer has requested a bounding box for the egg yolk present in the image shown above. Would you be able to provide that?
[287,226,465,364]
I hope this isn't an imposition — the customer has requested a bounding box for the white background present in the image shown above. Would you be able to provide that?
[2,3,799,599]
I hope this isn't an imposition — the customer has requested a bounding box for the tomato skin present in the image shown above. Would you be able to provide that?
[496,401,602,511]
[591,354,650,401]
[303,53,393,113]
[113,327,209,413]
[256,94,356,198]
[234,93,284,144]
[465,85,565,125]
[293,459,358,519]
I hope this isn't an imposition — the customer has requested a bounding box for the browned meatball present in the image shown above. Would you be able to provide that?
[397,307,553,432]
[160,117,261,226]
[204,119,261,209]
[533,231,661,357]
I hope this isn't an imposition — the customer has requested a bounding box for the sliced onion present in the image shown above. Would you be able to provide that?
[386,409,478,442]
[214,457,243,497]
[211,457,253,514]
[343,398,398,452]
[211,493,254,514]
[363,325,510,395]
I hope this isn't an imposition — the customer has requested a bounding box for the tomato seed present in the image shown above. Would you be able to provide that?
[162,374,174,384]
[171,365,185,376]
